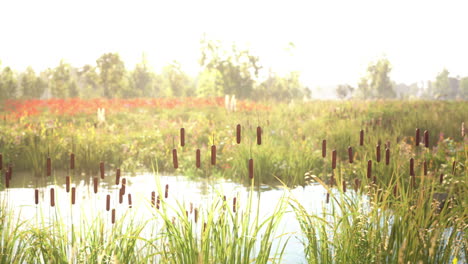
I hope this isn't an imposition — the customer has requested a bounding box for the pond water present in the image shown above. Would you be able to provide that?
[1,170,334,263]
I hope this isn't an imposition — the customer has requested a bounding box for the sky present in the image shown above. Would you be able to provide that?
[0,0,467,93]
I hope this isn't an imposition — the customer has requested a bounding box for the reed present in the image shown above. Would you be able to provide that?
[248,158,254,179]
[65,176,70,193]
[46,157,51,176]
[172,149,178,169]
[50,188,55,207]
[359,129,364,146]
[211,145,216,165]
[236,124,241,144]
[100,161,105,179]
[322,140,326,158]
[348,146,353,163]
[34,189,39,205]
[257,126,262,145]
[367,160,372,179]
[70,153,75,170]
[115,168,121,185]
[106,194,110,211]
[180,127,185,147]
[196,149,201,168]
[376,144,381,162]
[424,130,429,148]
[416,128,420,146]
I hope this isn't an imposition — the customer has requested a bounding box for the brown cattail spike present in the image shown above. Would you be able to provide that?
[46,157,51,176]
[211,145,216,165]
[331,150,337,169]
[376,144,381,163]
[115,169,121,185]
[360,130,364,146]
[342,181,346,193]
[385,148,390,165]
[196,149,201,168]
[367,160,372,179]
[180,128,185,147]
[100,162,105,179]
[35,189,39,205]
[165,184,169,199]
[66,176,70,193]
[93,177,98,194]
[423,161,427,176]
[410,158,415,176]
[354,179,360,192]
[106,195,110,211]
[256,126,262,145]
[156,195,160,209]
[119,191,123,204]
[322,140,327,158]
[172,149,178,169]
[111,209,115,224]
[415,128,420,146]
[236,124,241,144]
[71,187,76,205]
[128,194,132,208]
[326,192,330,203]
[151,191,155,207]
[348,146,353,163]
[439,173,444,184]
[424,130,429,148]
[393,185,398,196]
[70,153,75,170]
[50,188,55,207]
[194,208,198,223]
[248,158,254,179]
[0,153,3,170]
[233,197,237,213]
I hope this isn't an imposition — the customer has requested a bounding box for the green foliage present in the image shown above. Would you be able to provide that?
[0,66,18,100]
[357,58,395,99]
[51,60,75,98]
[96,53,128,98]
[20,67,46,99]
[161,62,194,97]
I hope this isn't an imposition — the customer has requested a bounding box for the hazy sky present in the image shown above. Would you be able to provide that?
[0,0,467,89]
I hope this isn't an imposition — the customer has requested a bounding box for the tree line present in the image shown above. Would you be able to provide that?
[0,39,309,101]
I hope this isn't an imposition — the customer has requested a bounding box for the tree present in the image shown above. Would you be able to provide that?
[96,53,127,98]
[0,66,18,100]
[128,55,154,97]
[77,64,100,98]
[50,60,75,98]
[21,67,46,99]
[196,68,224,97]
[459,76,468,99]
[433,68,450,99]
[161,62,194,97]
[335,84,354,99]
[357,58,395,99]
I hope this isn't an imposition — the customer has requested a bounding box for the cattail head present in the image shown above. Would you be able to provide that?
[233,197,237,213]
[100,162,105,179]
[248,158,254,179]
[367,160,372,179]
[128,193,132,208]
[111,209,116,224]
[119,191,123,204]
[196,149,201,168]
[393,184,398,196]
[35,189,39,205]
[0,153,3,170]
[93,177,98,193]
[348,146,353,163]
[423,161,427,176]
[46,157,52,176]
[151,191,155,207]
[70,153,75,170]
[236,124,241,144]
[376,144,381,163]
[424,130,429,148]
[439,173,444,184]
[359,130,364,146]
[326,192,330,203]
[194,208,198,223]
[115,168,121,185]
[165,184,169,199]
[415,128,420,146]
[342,181,346,193]
[71,187,76,205]
[66,176,70,193]
[156,195,160,209]
[50,188,55,207]
[172,149,178,169]
[211,145,216,165]
[7,165,12,180]
[354,178,360,192]
[410,158,415,176]
[106,194,110,211]
[256,126,262,145]
[322,139,327,158]
[385,148,390,165]
[452,160,456,174]
[331,150,337,169]
[180,128,185,147]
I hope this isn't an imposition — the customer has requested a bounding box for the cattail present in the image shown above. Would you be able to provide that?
[151,191,155,207]
[331,150,337,169]
[348,146,353,163]
[120,180,126,195]
[373,176,377,185]
[93,177,98,193]
[111,209,115,224]
[128,193,132,208]
[385,148,390,165]
[71,187,76,205]
[172,149,178,169]
[424,130,429,148]
[66,176,70,193]
[194,208,198,223]
[50,188,55,207]
[156,195,160,209]
[359,129,364,146]
[8,166,12,180]
[257,126,262,145]
[342,181,347,193]
[354,178,360,192]
[186,210,189,217]
[367,160,372,179]
[439,173,444,184]
[119,191,123,204]
[203,222,207,233]
[386,141,391,149]
[106,194,110,211]
[196,149,201,168]
[100,162,105,179]
[393,184,398,196]
[70,153,75,170]
[326,192,330,203]
[115,169,121,185]
[211,145,216,165]
[0,153,2,170]
[376,144,381,163]
[423,161,427,176]
[410,158,414,176]
[415,128,420,146]
[233,197,237,213]
[5,172,9,188]
[452,160,456,174]
[322,139,327,158]
[165,184,169,199]
[236,124,241,144]
[180,128,185,147]
[35,189,39,205]
[248,158,254,179]
[46,157,51,176]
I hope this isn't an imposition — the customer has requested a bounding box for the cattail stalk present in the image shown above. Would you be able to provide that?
[66,176,70,193]
[180,128,185,147]
[93,177,98,193]
[248,158,254,179]
[331,150,337,169]
[46,157,51,176]
[236,124,241,144]
[115,169,121,185]
[415,128,420,146]
[71,187,76,205]
[367,160,372,179]
[348,146,353,163]
[376,144,381,163]
[196,149,201,168]
[410,158,414,176]
[50,188,55,207]
[360,130,364,146]
[35,189,39,204]
[211,145,216,165]
[106,194,110,211]
[100,162,105,179]
[322,140,326,158]
[385,148,390,165]
[424,130,429,148]
[70,153,75,170]
[172,149,178,169]
[257,126,262,145]
[5,172,9,188]
[8,166,12,180]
